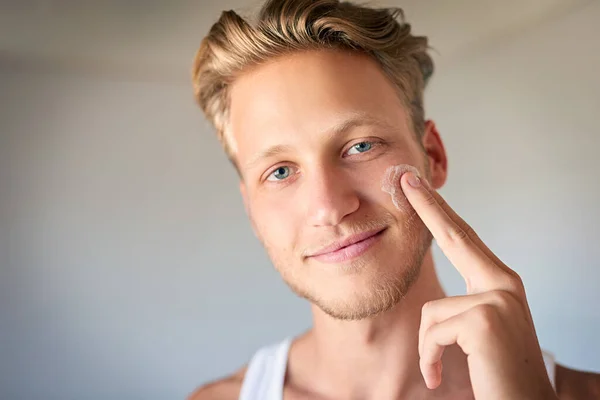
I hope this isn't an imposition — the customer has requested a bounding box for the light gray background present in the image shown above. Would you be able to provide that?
[1,1,599,399]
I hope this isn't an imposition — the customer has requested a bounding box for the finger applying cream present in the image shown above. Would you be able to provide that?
[381,164,422,212]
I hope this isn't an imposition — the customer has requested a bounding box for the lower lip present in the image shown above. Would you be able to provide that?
[311,230,384,264]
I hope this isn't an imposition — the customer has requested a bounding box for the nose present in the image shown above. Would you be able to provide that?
[303,165,360,227]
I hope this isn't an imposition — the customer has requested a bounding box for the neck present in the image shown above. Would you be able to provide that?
[288,251,471,399]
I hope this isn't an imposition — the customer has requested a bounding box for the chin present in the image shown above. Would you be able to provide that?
[270,217,433,320]
[322,262,422,320]
[282,255,424,320]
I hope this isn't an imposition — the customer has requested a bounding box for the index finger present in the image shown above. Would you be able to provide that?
[400,172,519,293]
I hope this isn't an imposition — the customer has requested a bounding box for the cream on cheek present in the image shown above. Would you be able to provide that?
[381,164,422,212]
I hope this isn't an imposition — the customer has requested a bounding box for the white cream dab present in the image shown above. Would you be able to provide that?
[381,164,421,211]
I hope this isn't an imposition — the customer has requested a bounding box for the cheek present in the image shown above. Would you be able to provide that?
[381,164,421,213]
[248,196,300,254]
[350,160,416,212]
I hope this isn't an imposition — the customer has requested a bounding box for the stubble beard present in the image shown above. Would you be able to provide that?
[269,214,433,321]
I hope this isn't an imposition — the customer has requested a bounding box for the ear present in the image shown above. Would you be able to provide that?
[421,120,448,190]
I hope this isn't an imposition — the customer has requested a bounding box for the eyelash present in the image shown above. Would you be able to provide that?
[263,139,382,184]
[265,165,297,183]
[342,140,380,157]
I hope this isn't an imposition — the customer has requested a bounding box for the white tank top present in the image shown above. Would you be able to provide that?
[238,337,557,400]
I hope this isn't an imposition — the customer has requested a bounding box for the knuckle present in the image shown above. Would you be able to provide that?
[512,274,526,293]
[420,301,436,332]
[446,226,470,246]
[421,300,436,315]
[436,195,447,208]
[471,304,498,333]
[489,290,513,309]
[423,192,437,206]
[503,273,526,297]
[462,222,478,240]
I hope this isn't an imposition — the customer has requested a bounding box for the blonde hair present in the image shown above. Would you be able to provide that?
[191,0,434,167]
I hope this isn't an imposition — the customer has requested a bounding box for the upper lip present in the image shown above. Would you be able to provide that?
[307,228,386,257]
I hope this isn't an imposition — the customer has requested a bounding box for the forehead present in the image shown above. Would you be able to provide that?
[228,49,410,164]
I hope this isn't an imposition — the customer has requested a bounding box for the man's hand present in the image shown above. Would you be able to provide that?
[401,171,558,400]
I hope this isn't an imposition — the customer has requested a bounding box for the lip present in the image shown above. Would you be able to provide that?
[308,228,386,264]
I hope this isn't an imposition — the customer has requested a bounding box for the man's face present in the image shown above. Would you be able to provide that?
[229,50,439,320]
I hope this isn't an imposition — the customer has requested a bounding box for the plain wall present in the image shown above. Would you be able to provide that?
[1,1,599,399]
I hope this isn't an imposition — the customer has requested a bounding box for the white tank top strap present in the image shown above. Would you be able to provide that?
[238,339,557,398]
[542,349,557,391]
[238,337,292,400]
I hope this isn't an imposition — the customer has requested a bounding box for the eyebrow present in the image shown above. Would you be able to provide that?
[245,144,296,170]
[244,113,392,170]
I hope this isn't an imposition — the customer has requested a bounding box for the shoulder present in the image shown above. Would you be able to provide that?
[556,363,600,400]
[187,367,247,400]
[187,337,292,400]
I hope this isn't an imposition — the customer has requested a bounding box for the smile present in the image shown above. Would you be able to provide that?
[308,228,386,264]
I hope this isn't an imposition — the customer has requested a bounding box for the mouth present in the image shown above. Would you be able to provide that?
[308,228,386,264]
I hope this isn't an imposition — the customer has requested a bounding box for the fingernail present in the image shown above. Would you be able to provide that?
[407,172,421,188]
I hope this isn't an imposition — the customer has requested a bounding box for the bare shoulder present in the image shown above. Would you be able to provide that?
[556,363,600,400]
[187,367,247,400]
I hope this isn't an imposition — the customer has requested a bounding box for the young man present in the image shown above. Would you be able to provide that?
[189,0,600,398]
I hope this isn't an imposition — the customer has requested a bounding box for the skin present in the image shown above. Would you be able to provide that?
[189,49,600,399]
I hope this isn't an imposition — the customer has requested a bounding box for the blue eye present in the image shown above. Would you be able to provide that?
[267,166,290,181]
[346,141,373,155]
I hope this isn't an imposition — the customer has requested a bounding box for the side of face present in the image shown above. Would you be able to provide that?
[229,49,447,319]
